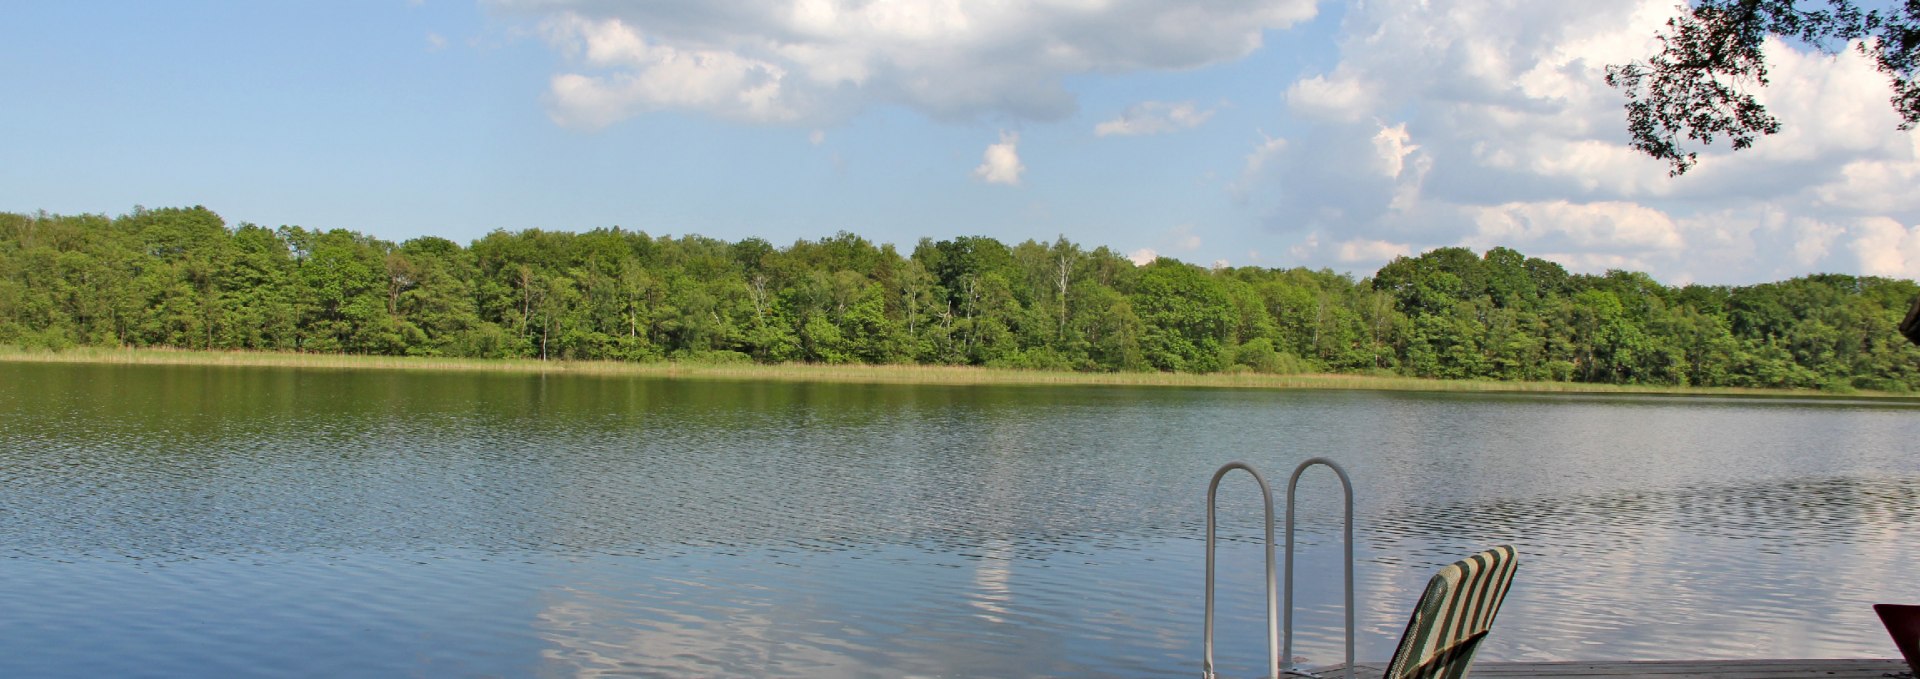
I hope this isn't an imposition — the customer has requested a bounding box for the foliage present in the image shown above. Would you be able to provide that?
[1607,0,1920,175]
[3,207,1918,391]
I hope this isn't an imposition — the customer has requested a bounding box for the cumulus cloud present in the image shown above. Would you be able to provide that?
[1468,200,1684,252]
[501,0,1318,128]
[1852,217,1920,277]
[1244,119,1432,233]
[1790,216,1844,267]
[1286,71,1376,122]
[426,32,447,51]
[1534,251,1654,274]
[1095,101,1215,137]
[1262,0,1680,218]
[973,132,1023,186]
[1245,0,1920,283]
[540,14,799,127]
[1812,132,1920,213]
[1336,238,1411,264]
[1373,123,1420,178]
[1128,248,1159,266]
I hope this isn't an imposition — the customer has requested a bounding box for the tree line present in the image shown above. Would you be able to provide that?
[3,206,1917,392]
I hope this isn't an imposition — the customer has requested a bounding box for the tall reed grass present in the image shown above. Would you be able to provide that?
[0,344,1900,399]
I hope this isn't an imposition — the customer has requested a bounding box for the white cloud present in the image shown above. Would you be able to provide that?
[1811,131,1920,213]
[1374,121,1437,215]
[1276,0,1682,204]
[1243,119,1433,233]
[1286,72,1376,122]
[426,32,447,51]
[1373,123,1419,179]
[1468,200,1683,252]
[1524,139,1673,197]
[1244,0,1920,282]
[973,131,1024,186]
[808,129,826,146]
[1852,217,1920,277]
[1095,101,1215,137]
[541,14,798,127]
[1128,248,1159,266]
[1534,251,1651,274]
[502,0,1318,128]
[1748,37,1914,160]
[1791,216,1844,267]
[1336,239,1411,263]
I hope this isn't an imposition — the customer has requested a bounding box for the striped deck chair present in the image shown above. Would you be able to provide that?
[1381,545,1519,679]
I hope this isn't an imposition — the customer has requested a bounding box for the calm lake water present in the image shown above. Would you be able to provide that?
[2,362,1917,677]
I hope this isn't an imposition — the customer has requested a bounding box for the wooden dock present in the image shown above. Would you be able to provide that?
[1312,659,1910,678]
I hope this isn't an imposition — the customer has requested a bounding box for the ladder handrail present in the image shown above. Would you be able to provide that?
[1283,457,1355,679]
[1203,461,1280,679]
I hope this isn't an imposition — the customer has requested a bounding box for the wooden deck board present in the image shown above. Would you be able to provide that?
[1305,659,1910,678]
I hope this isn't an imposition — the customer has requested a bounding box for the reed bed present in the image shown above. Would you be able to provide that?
[1,345,1904,400]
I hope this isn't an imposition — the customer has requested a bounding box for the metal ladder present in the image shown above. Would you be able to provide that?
[1203,458,1355,679]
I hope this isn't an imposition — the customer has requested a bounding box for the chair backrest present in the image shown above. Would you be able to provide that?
[1382,545,1519,679]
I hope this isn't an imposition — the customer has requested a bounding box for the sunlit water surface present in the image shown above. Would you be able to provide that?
[2,363,1917,677]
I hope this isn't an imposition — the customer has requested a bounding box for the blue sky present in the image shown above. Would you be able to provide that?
[7,0,1920,284]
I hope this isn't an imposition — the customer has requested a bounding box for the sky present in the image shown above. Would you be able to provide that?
[6,0,1920,285]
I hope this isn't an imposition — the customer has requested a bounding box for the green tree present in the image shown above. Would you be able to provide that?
[391,237,484,356]
[216,223,298,349]
[10,207,1920,389]
[1608,0,1920,175]
[1131,260,1234,372]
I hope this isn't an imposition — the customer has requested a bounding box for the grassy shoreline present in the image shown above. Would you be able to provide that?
[1,345,1911,400]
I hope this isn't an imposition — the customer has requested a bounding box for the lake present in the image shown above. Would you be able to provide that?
[2,362,1917,677]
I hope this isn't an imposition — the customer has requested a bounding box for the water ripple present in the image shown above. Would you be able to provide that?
[3,363,1918,677]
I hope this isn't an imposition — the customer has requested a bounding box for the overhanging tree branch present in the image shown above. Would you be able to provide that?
[1607,0,1920,176]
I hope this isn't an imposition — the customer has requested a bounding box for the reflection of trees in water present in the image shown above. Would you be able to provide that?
[2,387,1204,562]
[553,409,1194,560]
[15,363,1918,573]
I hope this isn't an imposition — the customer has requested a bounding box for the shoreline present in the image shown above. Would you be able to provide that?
[4,345,1914,402]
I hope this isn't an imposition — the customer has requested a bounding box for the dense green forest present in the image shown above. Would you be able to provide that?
[3,206,1918,391]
